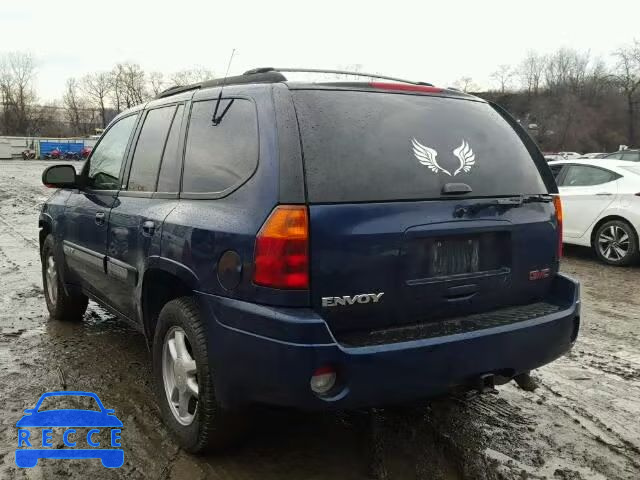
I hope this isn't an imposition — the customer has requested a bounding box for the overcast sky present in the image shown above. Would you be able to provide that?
[1,0,639,101]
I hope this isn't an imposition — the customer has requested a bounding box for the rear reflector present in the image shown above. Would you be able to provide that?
[253,205,309,289]
[369,82,442,93]
[310,366,337,395]
[553,195,563,258]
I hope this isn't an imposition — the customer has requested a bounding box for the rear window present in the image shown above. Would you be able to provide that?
[292,90,547,203]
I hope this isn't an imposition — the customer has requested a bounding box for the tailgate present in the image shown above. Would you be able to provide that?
[292,88,557,335]
[309,200,557,334]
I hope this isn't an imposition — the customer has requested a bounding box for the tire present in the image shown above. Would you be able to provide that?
[41,234,88,321]
[152,297,249,452]
[593,219,639,266]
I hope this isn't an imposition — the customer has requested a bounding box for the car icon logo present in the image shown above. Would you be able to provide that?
[15,391,123,468]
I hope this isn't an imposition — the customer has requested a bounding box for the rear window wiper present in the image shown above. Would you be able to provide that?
[521,194,553,203]
[454,194,552,217]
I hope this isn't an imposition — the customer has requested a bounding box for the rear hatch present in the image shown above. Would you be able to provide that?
[291,88,559,336]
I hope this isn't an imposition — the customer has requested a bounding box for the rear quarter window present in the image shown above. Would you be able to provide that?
[182,98,258,195]
[562,165,619,186]
[292,90,547,203]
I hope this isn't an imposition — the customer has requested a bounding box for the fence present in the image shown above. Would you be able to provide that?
[0,136,98,159]
[39,140,85,156]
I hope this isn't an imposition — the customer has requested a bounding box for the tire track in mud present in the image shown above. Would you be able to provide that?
[0,216,39,249]
[539,382,640,465]
[461,394,533,427]
[573,351,640,382]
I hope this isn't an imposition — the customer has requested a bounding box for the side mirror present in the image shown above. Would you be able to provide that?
[42,164,77,188]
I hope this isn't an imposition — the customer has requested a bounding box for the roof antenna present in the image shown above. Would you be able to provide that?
[212,48,236,125]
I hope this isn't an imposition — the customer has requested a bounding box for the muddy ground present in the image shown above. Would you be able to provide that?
[0,160,638,480]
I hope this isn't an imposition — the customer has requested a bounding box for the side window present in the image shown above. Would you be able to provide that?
[182,98,258,194]
[562,165,617,186]
[622,151,640,162]
[604,152,624,160]
[87,114,138,190]
[127,105,176,192]
[157,104,185,192]
[549,165,564,182]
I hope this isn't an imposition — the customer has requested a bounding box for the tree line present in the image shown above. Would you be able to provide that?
[2,42,640,151]
[0,54,213,137]
[465,41,640,152]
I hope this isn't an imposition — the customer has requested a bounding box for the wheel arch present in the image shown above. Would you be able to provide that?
[38,213,54,252]
[141,257,200,341]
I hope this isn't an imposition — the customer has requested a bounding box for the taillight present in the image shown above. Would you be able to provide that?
[253,205,309,289]
[553,195,563,259]
[369,82,442,93]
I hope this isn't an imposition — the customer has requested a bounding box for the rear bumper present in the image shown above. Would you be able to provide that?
[200,274,580,410]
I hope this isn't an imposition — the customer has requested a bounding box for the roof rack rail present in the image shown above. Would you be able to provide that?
[155,71,287,99]
[243,67,433,87]
[155,67,432,100]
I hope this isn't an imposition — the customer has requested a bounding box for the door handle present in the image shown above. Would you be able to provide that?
[596,192,613,196]
[141,220,155,237]
[94,211,106,226]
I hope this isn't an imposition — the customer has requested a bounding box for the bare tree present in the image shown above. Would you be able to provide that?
[0,52,38,135]
[453,76,477,93]
[518,51,546,96]
[63,78,84,133]
[612,40,640,145]
[544,48,591,95]
[110,69,123,114]
[82,72,112,128]
[148,71,165,96]
[168,67,214,87]
[112,63,148,110]
[491,64,513,93]
[583,57,609,102]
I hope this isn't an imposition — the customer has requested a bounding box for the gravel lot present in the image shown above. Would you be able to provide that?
[0,160,639,480]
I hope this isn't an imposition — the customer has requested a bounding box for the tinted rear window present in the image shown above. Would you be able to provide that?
[182,99,258,194]
[292,90,547,202]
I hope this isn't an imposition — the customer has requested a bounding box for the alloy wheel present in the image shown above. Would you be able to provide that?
[162,326,199,425]
[45,255,58,305]
[598,225,630,262]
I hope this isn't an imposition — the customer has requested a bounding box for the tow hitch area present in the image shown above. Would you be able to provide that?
[513,372,538,392]
[473,374,498,394]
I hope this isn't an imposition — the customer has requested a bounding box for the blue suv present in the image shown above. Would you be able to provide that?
[39,68,580,452]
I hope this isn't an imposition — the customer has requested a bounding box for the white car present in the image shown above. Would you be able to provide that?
[544,154,565,162]
[557,151,583,159]
[549,159,640,265]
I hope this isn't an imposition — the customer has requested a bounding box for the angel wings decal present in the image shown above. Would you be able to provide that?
[411,138,450,175]
[412,138,476,176]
